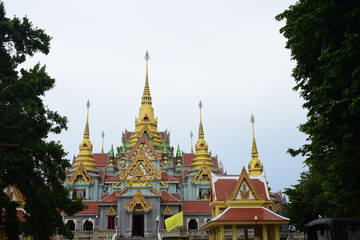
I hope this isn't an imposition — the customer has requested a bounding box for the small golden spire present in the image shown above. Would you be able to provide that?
[73,101,96,170]
[101,131,105,154]
[251,114,258,158]
[191,101,213,169]
[248,114,263,176]
[198,100,204,137]
[84,100,90,138]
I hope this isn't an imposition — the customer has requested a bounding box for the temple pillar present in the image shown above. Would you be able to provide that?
[274,225,280,240]
[262,225,268,240]
[232,225,237,240]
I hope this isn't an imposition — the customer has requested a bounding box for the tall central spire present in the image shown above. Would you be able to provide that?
[129,51,162,147]
[142,51,151,102]
[191,101,214,169]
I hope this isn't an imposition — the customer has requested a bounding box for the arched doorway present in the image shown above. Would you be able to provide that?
[188,219,198,230]
[66,220,75,231]
[83,220,93,231]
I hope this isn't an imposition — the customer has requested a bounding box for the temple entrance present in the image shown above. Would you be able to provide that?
[132,214,144,237]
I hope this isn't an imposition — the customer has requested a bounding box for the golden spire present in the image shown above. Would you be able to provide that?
[142,51,151,103]
[129,51,162,147]
[191,101,214,169]
[248,114,264,176]
[101,131,105,154]
[73,101,96,170]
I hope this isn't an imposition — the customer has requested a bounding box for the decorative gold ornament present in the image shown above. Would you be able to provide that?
[192,163,212,183]
[67,163,93,183]
[106,206,117,215]
[125,189,152,211]
[150,188,160,195]
[162,206,173,215]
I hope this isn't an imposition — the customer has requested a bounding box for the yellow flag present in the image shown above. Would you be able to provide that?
[165,211,183,232]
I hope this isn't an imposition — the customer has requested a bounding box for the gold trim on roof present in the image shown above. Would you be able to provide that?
[228,167,263,201]
[150,188,161,195]
[126,136,160,160]
[192,163,212,183]
[123,148,161,180]
[125,189,152,211]
[162,206,173,215]
[4,186,25,207]
[106,206,117,215]
[67,163,93,183]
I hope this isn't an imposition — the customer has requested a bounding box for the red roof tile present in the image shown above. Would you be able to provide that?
[213,179,237,201]
[17,209,25,222]
[211,207,289,222]
[183,154,194,167]
[161,192,181,203]
[251,179,269,200]
[124,131,132,140]
[94,154,108,167]
[183,201,211,213]
[100,191,117,203]
[212,157,219,169]
[273,193,282,201]
[78,201,98,214]
[105,174,119,182]
[161,172,181,182]
[160,132,168,140]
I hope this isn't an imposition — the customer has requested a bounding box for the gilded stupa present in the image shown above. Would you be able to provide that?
[129,51,162,147]
[190,101,214,169]
[248,114,264,176]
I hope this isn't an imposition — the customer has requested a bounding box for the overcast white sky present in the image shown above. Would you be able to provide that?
[4,0,307,192]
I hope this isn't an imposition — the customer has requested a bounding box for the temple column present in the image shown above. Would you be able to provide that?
[232,225,237,240]
[262,225,268,240]
[274,225,280,240]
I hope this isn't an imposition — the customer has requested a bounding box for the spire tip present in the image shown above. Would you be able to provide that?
[145,51,150,60]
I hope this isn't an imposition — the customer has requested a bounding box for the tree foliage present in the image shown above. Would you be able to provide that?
[0,2,83,239]
[276,0,360,229]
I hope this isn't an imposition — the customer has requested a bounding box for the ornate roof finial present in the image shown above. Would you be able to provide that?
[198,100,204,137]
[248,114,263,176]
[190,131,194,153]
[251,114,258,158]
[101,131,105,154]
[191,101,213,169]
[142,50,151,102]
[84,100,90,138]
[73,101,96,170]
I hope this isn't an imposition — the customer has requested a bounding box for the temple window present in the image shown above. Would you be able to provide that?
[188,218,198,230]
[83,220,93,230]
[66,220,75,231]
[198,188,210,199]
[72,189,86,200]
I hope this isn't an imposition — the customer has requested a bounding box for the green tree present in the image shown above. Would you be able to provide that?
[276,0,360,229]
[0,2,83,239]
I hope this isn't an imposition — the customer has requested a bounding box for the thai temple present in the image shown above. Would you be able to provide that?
[60,51,288,240]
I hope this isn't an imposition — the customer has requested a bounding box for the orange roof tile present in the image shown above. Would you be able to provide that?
[209,207,289,223]
[94,154,108,167]
[212,157,219,169]
[161,191,181,203]
[78,201,98,214]
[213,179,237,201]
[183,154,194,167]
[183,201,211,213]
[100,191,117,203]
[251,179,269,200]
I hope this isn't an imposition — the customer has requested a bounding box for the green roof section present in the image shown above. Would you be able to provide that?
[109,144,114,157]
[176,144,181,157]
